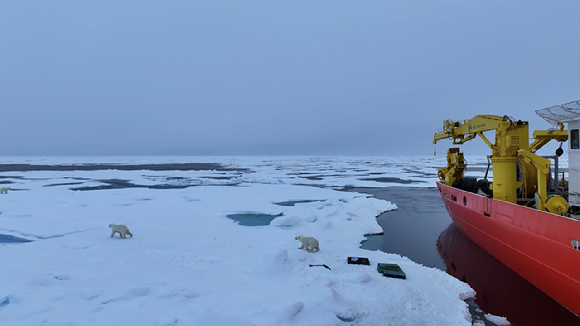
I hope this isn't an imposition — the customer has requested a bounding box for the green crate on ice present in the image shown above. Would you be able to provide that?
[377,263,406,279]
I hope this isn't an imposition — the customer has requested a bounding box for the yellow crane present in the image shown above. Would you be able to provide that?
[433,115,568,213]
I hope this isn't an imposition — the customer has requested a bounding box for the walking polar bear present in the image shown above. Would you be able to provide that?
[0,187,9,194]
[109,224,133,239]
[295,236,320,252]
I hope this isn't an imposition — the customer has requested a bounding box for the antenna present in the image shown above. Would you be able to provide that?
[536,100,580,125]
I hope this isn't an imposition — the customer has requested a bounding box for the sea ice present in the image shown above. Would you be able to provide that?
[0,156,476,325]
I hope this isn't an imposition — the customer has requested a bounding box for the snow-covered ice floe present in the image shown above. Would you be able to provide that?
[0,156,476,325]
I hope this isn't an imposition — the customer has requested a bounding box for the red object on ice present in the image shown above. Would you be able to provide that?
[309,264,331,270]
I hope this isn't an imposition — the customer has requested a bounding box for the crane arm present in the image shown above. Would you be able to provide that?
[529,123,568,152]
[433,115,509,145]
[434,109,569,211]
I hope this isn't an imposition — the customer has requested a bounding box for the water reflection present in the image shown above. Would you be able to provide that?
[437,223,580,326]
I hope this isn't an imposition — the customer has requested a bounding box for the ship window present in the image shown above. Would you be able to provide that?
[463,196,467,206]
[451,194,457,202]
[444,193,449,199]
[572,240,580,250]
[572,129,579,149]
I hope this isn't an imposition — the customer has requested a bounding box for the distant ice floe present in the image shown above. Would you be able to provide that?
[0,155,500,191]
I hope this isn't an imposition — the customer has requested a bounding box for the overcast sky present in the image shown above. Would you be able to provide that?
[1,1,579,156]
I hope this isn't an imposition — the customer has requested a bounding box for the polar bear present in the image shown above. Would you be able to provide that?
[0,187,9,194]
[109,224,133,239]
[295,236,320,252]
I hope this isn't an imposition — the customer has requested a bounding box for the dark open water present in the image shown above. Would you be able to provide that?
[352,186,580,326]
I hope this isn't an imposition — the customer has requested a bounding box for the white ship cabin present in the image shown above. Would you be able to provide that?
[568,119,580,210]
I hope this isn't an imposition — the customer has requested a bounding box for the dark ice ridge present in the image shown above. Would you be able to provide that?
[0,163,247,172]
[0,234,32,243]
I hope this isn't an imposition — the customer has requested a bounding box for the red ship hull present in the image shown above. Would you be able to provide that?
[437,182,580,316]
